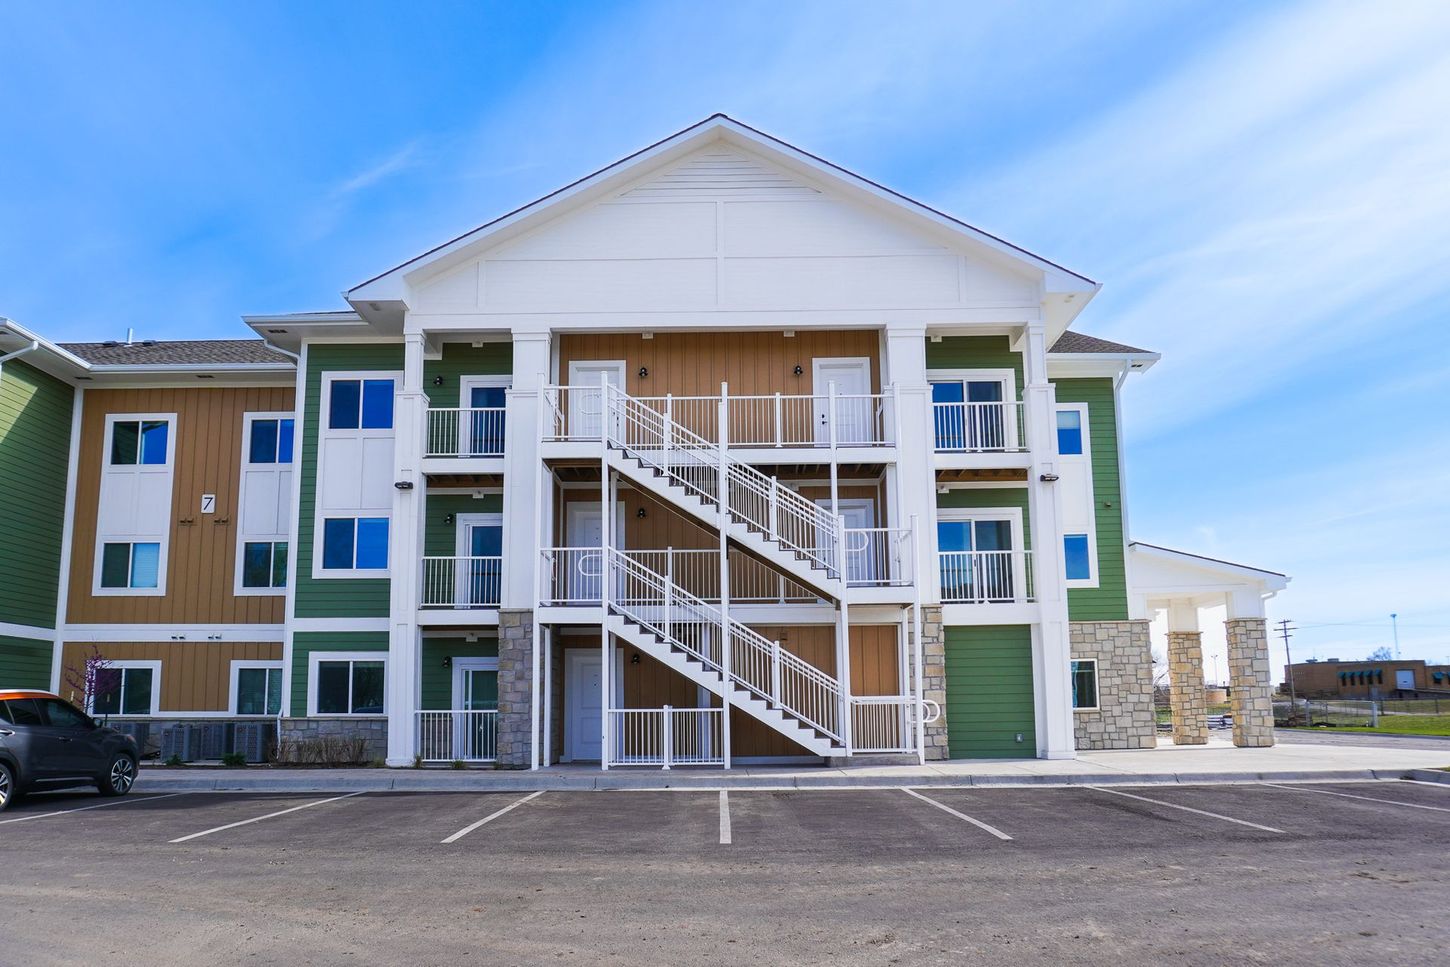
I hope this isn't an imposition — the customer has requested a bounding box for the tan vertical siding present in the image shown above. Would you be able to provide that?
[66,386,294,625]
[59,641,282,712]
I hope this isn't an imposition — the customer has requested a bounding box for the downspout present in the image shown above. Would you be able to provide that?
[1112,363,1139,619]
[261,337,301,363]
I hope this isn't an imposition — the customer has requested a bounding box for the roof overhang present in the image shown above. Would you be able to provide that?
[1047,350,1161,380]
[1130,541,1289,615]
[0,317,92,382]
[344,114,1100,333]
[242,311,385,355]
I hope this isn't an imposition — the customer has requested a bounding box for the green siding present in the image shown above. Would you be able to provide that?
[293,344,403,619]
[944,625,1036,758]
[420,637,499,710]
[0,635,54,689]
[0,359,73,629]
[935,487,1032,548]
[924,335,1024,398]
[1053,378,1129,621]
[290,631,389,714]
[424,493,503,557]
[422,343,512,409]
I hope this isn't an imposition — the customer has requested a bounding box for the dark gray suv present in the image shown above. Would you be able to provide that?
[0,689,140,811]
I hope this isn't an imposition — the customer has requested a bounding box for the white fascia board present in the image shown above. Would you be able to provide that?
[1129,542,1289,592]
[0,317,93,382]
[243,313,374,354]
[1047,352,1161,379]
[345,114,1099,308]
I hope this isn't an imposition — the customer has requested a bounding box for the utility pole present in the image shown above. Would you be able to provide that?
[1391,612,1400,659]
[1277,619,1297,706]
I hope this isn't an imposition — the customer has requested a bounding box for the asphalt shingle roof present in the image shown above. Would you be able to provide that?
[1049,332,1154,355]
[58,339,291,367]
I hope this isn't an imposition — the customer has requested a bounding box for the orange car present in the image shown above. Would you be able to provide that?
[0,689,139,811]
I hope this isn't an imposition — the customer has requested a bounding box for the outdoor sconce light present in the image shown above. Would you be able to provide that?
[394,480,414,490]
[442,656,452,668]
[631,652,640,664]
[636,507,647,519]
[432,375,443,386]
[793,365,803,376]
[1039,473,1059,483]
[444,513,455,525]
[638,366,648,378]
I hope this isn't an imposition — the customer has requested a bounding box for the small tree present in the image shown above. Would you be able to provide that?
[1365,646,1393,662]
[64,646,115,716]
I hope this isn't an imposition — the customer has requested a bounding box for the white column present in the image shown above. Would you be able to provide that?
[502,331,551,609]
[883,328,937,601]
[385,331,428,766]
[1022,321,1075,759]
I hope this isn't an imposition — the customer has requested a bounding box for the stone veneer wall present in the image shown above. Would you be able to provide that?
[1070,620,1156,750]
[1226,618,1275,748]
[496,609,535,768]
[279,717,388,763]
[917,606,948,761]
[1167,631,1209,744]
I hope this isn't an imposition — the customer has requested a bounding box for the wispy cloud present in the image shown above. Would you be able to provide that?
[330,142,421,198]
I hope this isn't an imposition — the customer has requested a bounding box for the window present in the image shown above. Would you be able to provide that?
[328,378,394,430]
[315,659,385,715]
[42,698,93,729]
[1064,534,1092,581]
[100,542,161,589]
[1071,659,1099,710]
[110,419,169,465]
[322,518,389,570]
[937,512,1022,603]
[234,665,283,715]
[248,418,295,464]
[242,541,288,588]
[1056,410,1083,455]
[4,699,43,725]
[92,666,156,716]
[929,376,1012,450]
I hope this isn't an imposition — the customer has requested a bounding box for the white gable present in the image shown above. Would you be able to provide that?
[409,138,1042,318]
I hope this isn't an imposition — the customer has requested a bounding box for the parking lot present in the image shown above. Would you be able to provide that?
[3,780,1449,965]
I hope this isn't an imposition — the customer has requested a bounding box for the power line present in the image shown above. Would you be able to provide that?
[1278,619,1297,706]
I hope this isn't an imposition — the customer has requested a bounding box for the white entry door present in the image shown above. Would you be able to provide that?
[564,502,626,601]
[565,651,603,762]
[567,360,627,439]
[820,498,877,585]
[812,357,873,445]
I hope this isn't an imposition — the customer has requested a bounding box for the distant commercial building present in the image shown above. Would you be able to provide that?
[1284,659,1450,699]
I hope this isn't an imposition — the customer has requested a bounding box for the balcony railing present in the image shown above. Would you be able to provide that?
[931,400,1028,452]
[843,527,913,588]
[426,406,506,458]
[606,706,725,768]
[850,696,937,754]
[939,549,1035,604]
[543,385,894,448]
[540,547,820,606]
[415,709,497,762]
[421,556,503,609]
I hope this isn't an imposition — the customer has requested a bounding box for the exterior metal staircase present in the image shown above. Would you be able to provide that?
[603,548,845,756]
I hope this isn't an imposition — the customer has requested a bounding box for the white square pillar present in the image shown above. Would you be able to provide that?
[502,331,551,609]
[386,330,428,765]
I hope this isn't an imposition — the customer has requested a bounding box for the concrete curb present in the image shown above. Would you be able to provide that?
[132,767,1407,794]
[1405,769,1450,785]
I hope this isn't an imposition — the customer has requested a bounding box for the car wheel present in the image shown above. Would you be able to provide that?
[0,761,14,812]
[98,753,137,797]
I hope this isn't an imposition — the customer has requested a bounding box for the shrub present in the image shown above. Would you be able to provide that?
[221,752,247,768]
[270,734,372,766]
[165,753,184,767]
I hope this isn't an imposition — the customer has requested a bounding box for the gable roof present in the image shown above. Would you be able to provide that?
[60,339,291,367]
[1050,332,1154,355]
[346,114,1099,309]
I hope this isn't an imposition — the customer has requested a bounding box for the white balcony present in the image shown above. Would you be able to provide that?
[931,400,1028,453]
[606,706,725,768]
[421,556,503,609]
[415,709,497,763]
[939,549,1035,604]
[424,406,506,460]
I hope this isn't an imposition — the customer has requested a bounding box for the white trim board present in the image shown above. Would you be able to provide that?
[0,622,57,642]
[305,650,389,717]
[62,624,287,642]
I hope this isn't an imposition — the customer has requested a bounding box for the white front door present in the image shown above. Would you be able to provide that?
[820,498,877,584]
[564,502,625,601]
[567,360,627,439]
[565,651,604,762]
[812,357,873,444]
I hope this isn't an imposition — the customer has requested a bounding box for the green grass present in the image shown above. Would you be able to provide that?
[1284,715,1450,737]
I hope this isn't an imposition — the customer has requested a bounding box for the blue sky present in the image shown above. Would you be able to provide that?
[4,1,1447,670]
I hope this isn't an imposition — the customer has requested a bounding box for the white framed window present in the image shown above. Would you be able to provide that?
[314,372,399,579]
[1071,658,1099,711]
[230,660,284,715]
[90,660,162,716]
[307,651,387,716]
[94,413,176,597]
[936,506,1028,603]
[236,412,295,596]
[1055,402,1097,587]
[926,369,1019,451]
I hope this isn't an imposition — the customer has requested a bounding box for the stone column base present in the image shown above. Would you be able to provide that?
[1070,621,1157,750]
[496,609,535,768]
[1167,631,1209,745]
[1227,618,1274,747]
[917,606,948,761]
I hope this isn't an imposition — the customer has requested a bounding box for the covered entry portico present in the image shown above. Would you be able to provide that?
[1129,542,1289,749]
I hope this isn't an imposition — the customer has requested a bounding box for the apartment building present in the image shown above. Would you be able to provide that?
[0,116,1288,767]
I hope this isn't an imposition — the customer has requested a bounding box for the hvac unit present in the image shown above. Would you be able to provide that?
[232,723,273,763]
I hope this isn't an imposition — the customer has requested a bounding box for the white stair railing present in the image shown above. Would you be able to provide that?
[604,383,844,581]
[608,548,842,742]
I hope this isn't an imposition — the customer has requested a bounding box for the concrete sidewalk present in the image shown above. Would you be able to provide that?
[132,736,1450,793]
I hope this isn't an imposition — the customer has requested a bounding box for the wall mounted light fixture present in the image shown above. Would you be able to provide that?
[638,366,648,378]
[444,513,455,525]
[432,375,443,386]
[636,507,647,519]
[793,365,803,376]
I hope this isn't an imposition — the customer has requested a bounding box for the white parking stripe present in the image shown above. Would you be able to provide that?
[441,790,545,844]
[1264,782,1450,814]
[0,793,184,826]
[168,793,364,843]
[901,788,1012,841]
[718,790,731,845]
[1089,786,1284,833]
